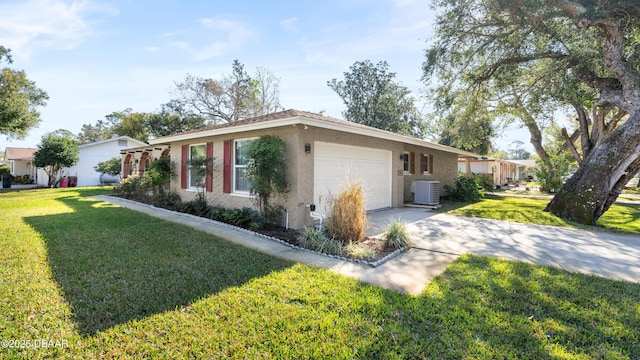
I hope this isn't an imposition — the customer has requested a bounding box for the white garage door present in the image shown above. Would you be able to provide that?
[313,142,392,214]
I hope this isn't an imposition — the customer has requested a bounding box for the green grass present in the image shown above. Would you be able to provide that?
[1,188,639,358]
[444,194,640,234]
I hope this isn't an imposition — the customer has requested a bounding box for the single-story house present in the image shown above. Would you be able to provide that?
[62,135,148,186]
[149,109,479,229]
[4,147,47,185]
[457,157,535,187]
[509,159,538,181]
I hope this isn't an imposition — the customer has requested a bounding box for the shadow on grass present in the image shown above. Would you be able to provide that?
[25,195,293,336]
[357,255,640,358]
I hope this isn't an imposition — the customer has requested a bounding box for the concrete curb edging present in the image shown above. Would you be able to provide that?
[92,195,406,268]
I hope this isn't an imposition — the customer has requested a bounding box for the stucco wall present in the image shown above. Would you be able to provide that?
[401,145,458,203]
[171,124,460,229]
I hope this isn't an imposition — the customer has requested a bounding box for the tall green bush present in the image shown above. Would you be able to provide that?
[143,157,175,195]
[245,135,289,223]
[94,157,122,176]
[445,175,484,202]
[535,155,571,193]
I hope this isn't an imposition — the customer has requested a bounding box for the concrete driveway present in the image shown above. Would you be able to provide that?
[368,207,640,284]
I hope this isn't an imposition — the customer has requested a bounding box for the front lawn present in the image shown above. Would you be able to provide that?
[1,188,638,358]
[444,194,640,234]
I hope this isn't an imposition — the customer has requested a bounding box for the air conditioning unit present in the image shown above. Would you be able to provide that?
[413,180,440,205]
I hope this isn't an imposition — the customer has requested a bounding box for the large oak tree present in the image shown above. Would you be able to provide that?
[0,46,49,139]
[425,0,640,225]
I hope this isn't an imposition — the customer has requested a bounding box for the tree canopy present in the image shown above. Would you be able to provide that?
[328,60,426,138]
[33,132,79,187]
[425,0,640,225]
[146,100,207,138]
[172,60,281,124]
[0,46,49,139]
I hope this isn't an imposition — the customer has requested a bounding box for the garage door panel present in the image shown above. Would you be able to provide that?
[313,142,391,214]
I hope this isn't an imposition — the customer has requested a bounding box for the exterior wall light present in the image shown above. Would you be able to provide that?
[305,143,311,153]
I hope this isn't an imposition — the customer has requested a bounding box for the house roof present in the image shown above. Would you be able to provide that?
[150,109,481,158]
[78,135,147,149]
[5,147,38,160]
[457,157,536,166]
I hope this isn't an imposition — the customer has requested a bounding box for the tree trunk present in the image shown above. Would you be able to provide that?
[545,110,640,224]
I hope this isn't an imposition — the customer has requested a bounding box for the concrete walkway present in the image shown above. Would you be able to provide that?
[93,196,640,295]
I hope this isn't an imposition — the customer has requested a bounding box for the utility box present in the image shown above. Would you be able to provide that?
[413,180,440,205]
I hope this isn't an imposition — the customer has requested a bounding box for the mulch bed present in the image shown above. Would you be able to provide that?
[114,194,396,262]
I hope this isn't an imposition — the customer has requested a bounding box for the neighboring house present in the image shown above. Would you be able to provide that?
[457,158,527,187]
[64,136,147,187]
[4,147,47,185]
[150,109,479,229]
[510,159,538,181]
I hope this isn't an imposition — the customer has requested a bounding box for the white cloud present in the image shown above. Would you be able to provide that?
[280,17,298,32]
[0,0,117,60]
[192,15,254,60]
[164,15,254,61]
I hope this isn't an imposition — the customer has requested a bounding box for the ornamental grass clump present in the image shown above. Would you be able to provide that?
[297,227,344,256]
[326,182,369,244]
[383,219,412,249]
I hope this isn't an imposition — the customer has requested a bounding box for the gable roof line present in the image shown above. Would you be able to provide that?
[149,109,480,158]
[78,135,147,149]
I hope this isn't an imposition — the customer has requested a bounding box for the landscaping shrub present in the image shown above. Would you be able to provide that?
[152,191,181,209]
[12,174,33,184]
[244,135,289,221]
[144,157,175,195]
[326,182,369,243]
[0,165,10,177]
[445,175,485,202]
[221,207,263,229]
[114,175,149,200]
[477,175,493,192]
[297,227,344,256]
[383,219,412,249]
[345,242,376,260]
[208,207,227,222]
[177,194,210,217]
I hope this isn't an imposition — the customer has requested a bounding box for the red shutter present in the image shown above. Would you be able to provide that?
[410,152,415,174]
[181,145,188,189]
[223,140,232,193]
[420,153,425,174]
[206,142,213,192]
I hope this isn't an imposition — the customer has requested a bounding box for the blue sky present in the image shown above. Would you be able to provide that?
[1,0,530,150]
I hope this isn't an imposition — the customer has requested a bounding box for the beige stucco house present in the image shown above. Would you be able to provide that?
[150,109,479,229]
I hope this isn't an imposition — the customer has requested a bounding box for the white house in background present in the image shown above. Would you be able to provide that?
[457,158,538,187]
[64,136,147,187]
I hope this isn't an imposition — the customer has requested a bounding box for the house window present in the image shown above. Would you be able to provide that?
[188,144,206,189]
[402,152,410,174]
[118,140,128,147]
[234,139,254,193]
[421,154,431,174]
